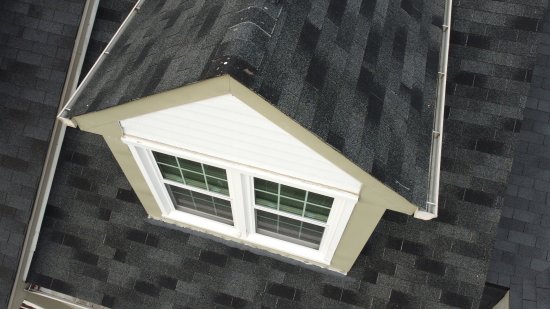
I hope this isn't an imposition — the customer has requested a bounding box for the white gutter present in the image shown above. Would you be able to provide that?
[414,0,452,220]
[23,286,109,309]
[58,0,146,127]
[7,0,100,308]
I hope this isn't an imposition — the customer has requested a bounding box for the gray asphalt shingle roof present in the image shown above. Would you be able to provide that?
[0,0,546,308]
[485,7,550,308]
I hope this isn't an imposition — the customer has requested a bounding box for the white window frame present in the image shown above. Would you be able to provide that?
[122,135,358,264]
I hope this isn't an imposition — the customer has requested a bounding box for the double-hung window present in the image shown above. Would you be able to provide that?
[153,151,233,225]
[253,178,331,249]
[125,137,358,264]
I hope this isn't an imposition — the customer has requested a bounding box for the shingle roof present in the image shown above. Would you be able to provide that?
[0,1,550,308]
[486,7,550,308]
[64,0,444,208]
[0,0,87,307]
[24,1,549,309]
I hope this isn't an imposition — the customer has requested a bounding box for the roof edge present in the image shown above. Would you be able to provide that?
[421,0,453,220]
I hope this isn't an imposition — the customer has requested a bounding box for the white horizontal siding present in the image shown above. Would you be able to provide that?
[121,94,361,193]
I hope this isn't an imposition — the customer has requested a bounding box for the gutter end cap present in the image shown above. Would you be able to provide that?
[57,115,77,128]
[414,208,437,221]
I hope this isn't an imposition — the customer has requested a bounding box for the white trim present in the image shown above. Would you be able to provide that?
[227,170,248,235]
[244,233,327,264]
[165,211,241,238]
[122,135,359,265]
[421,0,453,220]
[413,209,438,220]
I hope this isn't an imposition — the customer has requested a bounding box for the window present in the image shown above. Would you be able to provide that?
[253,178,332,249]
[153,151,233,224]
[125,137,358,264]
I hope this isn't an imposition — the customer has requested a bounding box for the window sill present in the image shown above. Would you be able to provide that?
[164,210,241,238]
[151,214,348,274]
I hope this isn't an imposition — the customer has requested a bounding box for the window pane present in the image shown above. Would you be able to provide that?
[206,177,229,195]
[307,192,334,208]
[158,165,183,183]
[255,210,323,249]
[153,151,178,166]
[255,191,278,209]
[177,158,202,173]
[278,215,301,238]
[304,204,330,222]
[278,221,300,238]
[181,170,207,189]
[279,197,304,216]
[204,165,227,180]
[167,184,233,225]
[256,211,278,232]
[300,223,325,245]
[280,185,306,200]
[254,178,278,194]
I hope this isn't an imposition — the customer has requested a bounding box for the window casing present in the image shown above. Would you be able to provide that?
[124,136,358,264]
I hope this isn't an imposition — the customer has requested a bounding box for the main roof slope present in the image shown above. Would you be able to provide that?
[27,0,548,308]
[65,0,444,207]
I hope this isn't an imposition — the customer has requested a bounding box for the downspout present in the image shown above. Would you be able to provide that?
[58,0,146,126]
[7,0,100,308]
[414,0,452,220]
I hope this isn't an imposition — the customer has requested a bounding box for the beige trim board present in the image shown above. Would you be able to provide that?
[332,204,386,272]
[72,76,232,131]
[71,75,418,272]
[101,123,162,218]
[493,291,509,309]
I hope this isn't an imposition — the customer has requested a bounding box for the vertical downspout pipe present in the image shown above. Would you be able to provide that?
[7,0,100,307]
[414,0,453,220]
